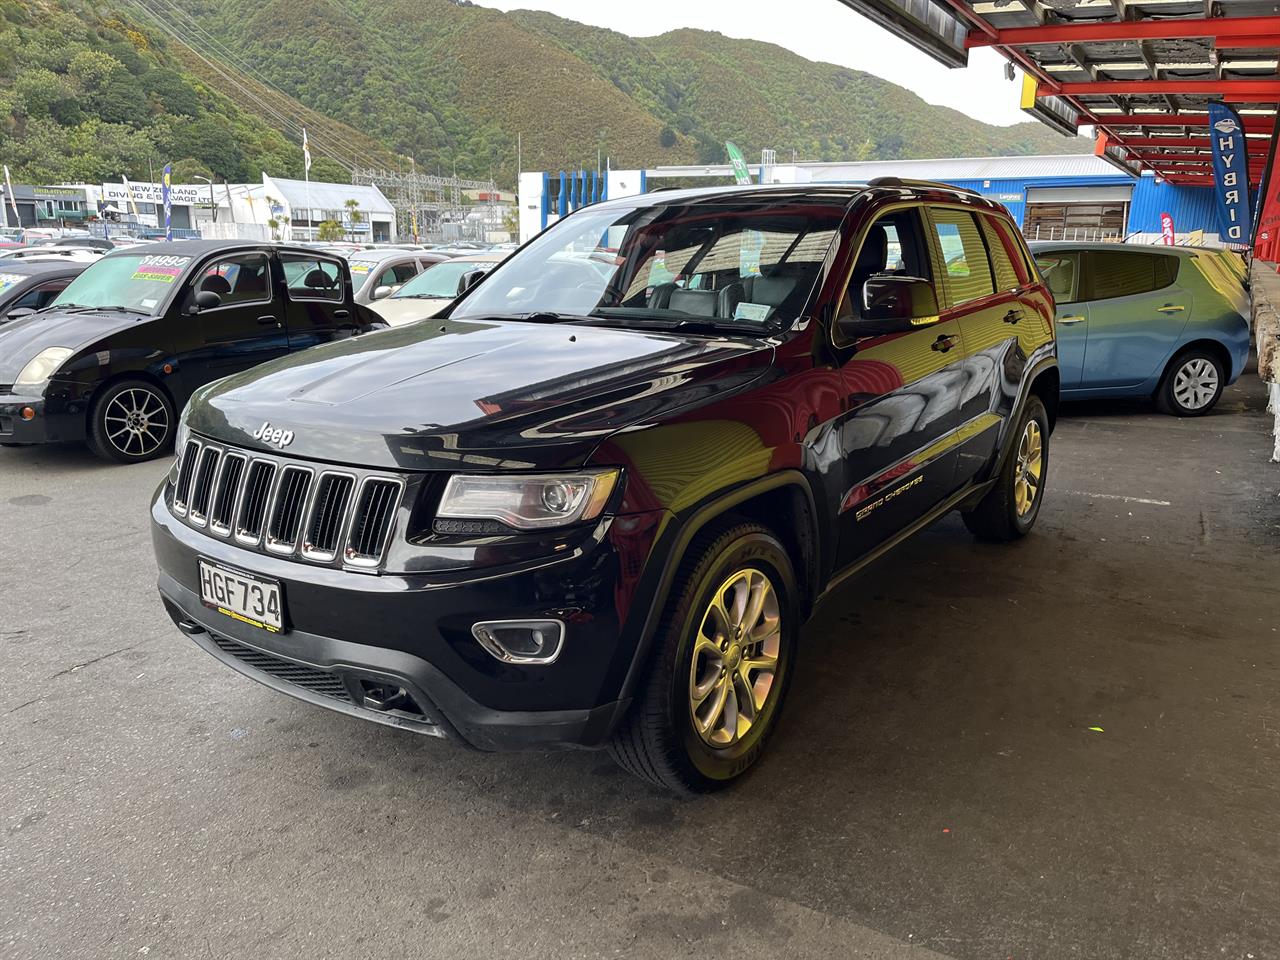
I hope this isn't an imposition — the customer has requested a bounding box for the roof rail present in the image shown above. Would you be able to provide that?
[867,177,982,197]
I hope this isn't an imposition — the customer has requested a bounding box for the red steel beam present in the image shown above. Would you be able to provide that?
[1120,137,1271,152]
[1044,79,1280,97]
[966,16,1280,48]
[1074,113,1277,131]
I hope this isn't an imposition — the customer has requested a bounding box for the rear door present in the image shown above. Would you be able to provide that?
[925,205,1019,487]
[1033,250,1088,388]
[279,252,355,350]
[191,250,287,381]
[1079,250,1188,388]
[834,204,965,566]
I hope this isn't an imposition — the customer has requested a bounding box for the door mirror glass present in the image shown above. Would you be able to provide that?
[194,289,222,311]
[372,284,393,301]
[839,275,939,338]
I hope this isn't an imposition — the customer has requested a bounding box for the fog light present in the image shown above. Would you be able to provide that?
[20,407,35,421]
[471,619,565,665]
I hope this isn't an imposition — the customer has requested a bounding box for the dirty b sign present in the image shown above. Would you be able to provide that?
[1208,102,1252,247]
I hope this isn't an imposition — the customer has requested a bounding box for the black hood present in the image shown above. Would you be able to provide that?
[188,318,775,471]
[0,308,146,382]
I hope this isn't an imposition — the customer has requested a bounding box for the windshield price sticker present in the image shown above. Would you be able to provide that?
[734,302,772,323]
[0,273,24,291]
[132,266,184,283]
[350,264,372,274]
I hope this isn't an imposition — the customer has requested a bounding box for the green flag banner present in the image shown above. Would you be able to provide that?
[726,141,752,185]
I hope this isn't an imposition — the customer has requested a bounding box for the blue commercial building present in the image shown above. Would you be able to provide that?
[519,154,1226,246]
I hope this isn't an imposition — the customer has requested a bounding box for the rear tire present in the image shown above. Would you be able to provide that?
[87,379,175,464]
[608,520,798,793]
[1156,349,1224,416]
[962,396,1049,542]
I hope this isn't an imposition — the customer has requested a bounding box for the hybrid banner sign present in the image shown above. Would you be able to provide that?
[1208,102,1252,247]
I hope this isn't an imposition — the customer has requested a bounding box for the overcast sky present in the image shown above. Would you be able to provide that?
[473,0,1032,127]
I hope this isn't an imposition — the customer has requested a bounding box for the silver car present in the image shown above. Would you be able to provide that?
[345,251,449,306]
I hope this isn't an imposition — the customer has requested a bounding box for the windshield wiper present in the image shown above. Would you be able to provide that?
[570,315,761,337]
[64,305,145,315]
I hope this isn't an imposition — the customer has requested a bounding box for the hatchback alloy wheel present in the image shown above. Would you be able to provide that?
[104,387,170,458]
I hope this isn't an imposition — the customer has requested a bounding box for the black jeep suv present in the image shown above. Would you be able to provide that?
[151,182,1059,792]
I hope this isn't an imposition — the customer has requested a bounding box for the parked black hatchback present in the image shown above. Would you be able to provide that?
[151,182,1060,791]
[0,240,382,462]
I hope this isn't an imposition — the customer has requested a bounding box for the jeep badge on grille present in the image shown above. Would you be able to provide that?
[253,422,295,449]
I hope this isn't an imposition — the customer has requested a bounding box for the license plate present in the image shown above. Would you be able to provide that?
[198,559,284,633]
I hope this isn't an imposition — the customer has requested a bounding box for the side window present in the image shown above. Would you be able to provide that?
[1154,255,1179,289]
[281,255,343,302]
[1034,252,1079,304]
[1085,252,1172,301]
[838,207,932,323]
[978,216,1021,292]
[197,253,272,307]
[929,208,995,306]
[376,263,418,289]
[12,280,70,311]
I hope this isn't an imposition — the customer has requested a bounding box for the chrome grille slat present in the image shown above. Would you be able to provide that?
[209,453,247,536]
[172,439,403,570]
[266,466,313,555]
[346,478,404,567]
[188,447,222,525]
[301,473,356,562]
[173,440,200,514]
[234,460,277,545]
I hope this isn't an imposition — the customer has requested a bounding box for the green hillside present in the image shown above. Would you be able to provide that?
[0,0,1086,189]
[169,0,1085,182]
[0,0,397,184]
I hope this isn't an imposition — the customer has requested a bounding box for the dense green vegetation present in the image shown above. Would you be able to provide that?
[0,0,391,183]
[171,0,1084,184]
[0,0,1086,189]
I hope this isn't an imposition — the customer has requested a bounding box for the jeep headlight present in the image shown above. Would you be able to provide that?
[15,347,72,387]
[437,469,620,530]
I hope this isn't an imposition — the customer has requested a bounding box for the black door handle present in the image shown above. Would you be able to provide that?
[333,309,350,319]
[931,334,958,353]
[257,315,279,326]
[1003,309,1023,324]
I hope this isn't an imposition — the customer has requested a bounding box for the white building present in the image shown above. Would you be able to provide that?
[260,175,396,242]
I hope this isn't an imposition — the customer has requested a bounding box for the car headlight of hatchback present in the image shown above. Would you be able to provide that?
[15,347,72,387]
[437,469,620,530]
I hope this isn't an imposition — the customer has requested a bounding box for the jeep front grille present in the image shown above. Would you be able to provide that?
[347,478,400,567]
[171,439,404,570]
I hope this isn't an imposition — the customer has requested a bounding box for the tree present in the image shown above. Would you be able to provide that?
[343,198,363,241]
[316,219,343,241]
[659,126,677,149]
[266,217,280,241]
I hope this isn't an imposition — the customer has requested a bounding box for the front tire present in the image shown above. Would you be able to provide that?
[1156,349,1224,416]
[608,520,798,792]
[962,396,1049,542]
[87,379,175,464]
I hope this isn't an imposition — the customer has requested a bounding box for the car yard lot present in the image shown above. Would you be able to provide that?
[3,373,1278,960]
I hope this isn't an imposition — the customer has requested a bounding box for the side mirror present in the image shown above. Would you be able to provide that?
[372,285,393,300]
[837,276,939,339]
[4,307,35,322]
[458,269,486,295]
[193,290,222,311]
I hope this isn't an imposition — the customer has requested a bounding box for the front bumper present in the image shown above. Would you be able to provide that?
[151,486,667,751]
[0,391,84,444]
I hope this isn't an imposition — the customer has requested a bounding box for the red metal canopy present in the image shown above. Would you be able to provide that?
[835,0,1280,188]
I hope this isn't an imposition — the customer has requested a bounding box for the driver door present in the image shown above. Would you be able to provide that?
[834,205,965,567]
[189,250,288,384]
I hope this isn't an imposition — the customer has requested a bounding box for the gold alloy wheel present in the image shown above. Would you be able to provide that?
[688,567,781,748]
[1014,419,1043,518]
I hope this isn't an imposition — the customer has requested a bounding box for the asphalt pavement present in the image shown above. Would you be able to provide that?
[2,372,1278,960]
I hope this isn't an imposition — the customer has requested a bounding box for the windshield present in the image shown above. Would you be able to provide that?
[52,253,192,315]
[393,260,491,300]
[347,259,381,290]
[451,197,845,331]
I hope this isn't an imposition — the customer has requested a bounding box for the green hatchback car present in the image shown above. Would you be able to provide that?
[1031,242,1250,416]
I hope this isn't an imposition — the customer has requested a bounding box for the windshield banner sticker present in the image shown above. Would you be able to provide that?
[0,273,25,292]
[350,263,371,274]
[132,265,183,283]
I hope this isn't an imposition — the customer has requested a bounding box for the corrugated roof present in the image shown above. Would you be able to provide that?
[798,154,1124,181]
[263,176,395,215]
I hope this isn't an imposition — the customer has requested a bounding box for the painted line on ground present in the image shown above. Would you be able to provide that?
[1062,489,1172,507]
